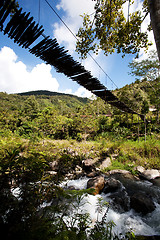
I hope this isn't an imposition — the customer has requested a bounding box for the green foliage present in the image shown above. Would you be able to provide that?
[0,85,160,142]
[0,141,54,239]
[128,50,160,81]
[76,0,151,59]
[128,50,160,122]
[114,84,149,114]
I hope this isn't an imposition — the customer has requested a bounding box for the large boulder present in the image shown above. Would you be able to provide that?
[87,176,105,195]
[109,169,137,179]
[109,189,130,212]
[103,178,122,194]
[130,192,156,214]
[151,177,160,187]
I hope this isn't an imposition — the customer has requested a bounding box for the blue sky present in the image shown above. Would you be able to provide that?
[0,0,156,97]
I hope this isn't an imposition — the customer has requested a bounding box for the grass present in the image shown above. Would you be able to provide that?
[0,135,160,176]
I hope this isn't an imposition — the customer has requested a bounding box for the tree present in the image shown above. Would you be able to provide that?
[141,99,149,141]
[76,0,160,61]
[23,96,40,120]
[148,0,160,62]
[115,84,149,113]
[128,49,160,123]
[128,50,160,81]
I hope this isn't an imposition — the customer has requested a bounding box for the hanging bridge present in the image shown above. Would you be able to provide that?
[0,0,144,119]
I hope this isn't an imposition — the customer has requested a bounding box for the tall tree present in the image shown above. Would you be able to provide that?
[148,0,160,61]
[76,0,160,61]
[128,49,160,123]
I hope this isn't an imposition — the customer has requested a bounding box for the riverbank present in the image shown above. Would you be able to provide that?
[0,136,160,239]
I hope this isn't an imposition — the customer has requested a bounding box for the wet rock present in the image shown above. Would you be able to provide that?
[136,236,160,240]
[103,178,122,194]
[109,189,130,212]
[48,171,57,175]
[109,169,138,180]
[87,176,105,195]
[150,177,160,187]
[130,192,156,214]
[67,186,80,190]
[75,165,83,174]
[64,173,75,180]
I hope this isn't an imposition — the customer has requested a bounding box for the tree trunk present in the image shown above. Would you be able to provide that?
[148,0,160,62]
[144,115,147,142]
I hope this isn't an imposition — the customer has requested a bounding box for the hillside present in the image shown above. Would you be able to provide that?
[0,90,89,114]
[18,90,88,103]
[0,76,159,141]
[113,77,160,116]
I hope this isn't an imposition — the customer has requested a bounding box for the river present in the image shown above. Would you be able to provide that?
[61,176,160,237]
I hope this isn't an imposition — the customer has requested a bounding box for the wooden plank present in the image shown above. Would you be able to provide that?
[4,8,22,36]
[0,0,15,27]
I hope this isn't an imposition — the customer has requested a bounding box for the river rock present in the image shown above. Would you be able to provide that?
[103,178,122,193]
[87,176,105,195]
[130,192,156,214]
[109,169,131,175]
[140,169,160,180]
[136,236,160,240]
[48,171,57,175]
[109,169,137,180]
[136,166,145,173]
[99,157,111,170]
[67,185,80,190]
[109,189,130,212]
[150,177,160,187]
[87,171,98,178]
[82,159,96,172]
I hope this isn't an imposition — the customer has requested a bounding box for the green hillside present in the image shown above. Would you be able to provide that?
[0,76,160,141]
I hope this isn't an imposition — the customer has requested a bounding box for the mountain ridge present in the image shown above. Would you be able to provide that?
[18,90,87,99]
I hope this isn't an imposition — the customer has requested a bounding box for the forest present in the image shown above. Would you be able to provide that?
[0,75,160,240]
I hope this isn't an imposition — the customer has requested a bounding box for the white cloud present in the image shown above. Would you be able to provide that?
[53,0,95,52]
[63,88,72,94]
[63,86,93,98]
[0,46,93,98]
[74,86,92,98]
[0,46,59,94]
[138,15,156,61]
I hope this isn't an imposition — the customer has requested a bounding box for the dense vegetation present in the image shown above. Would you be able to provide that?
[0,76,159,141]
[0,78,160,239]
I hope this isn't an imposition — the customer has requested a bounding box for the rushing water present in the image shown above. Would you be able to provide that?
[61,177,160,236]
